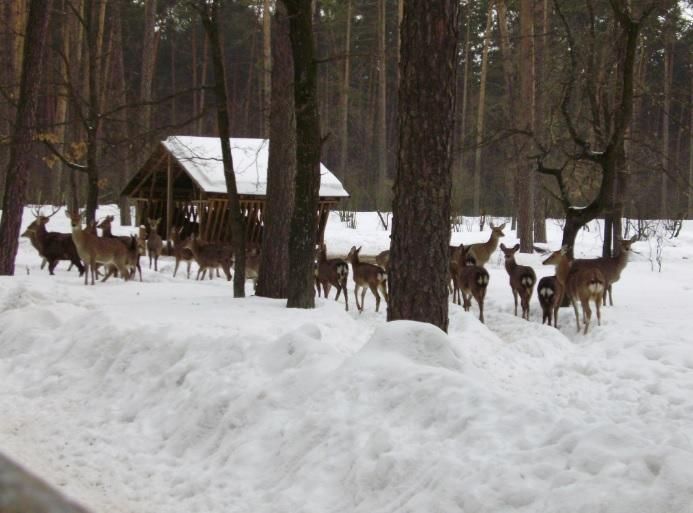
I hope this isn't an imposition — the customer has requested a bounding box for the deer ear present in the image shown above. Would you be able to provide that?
[500,243,506,250]
[499,223,506,229]
[513,243,520,251]
[560,245,568,255]
[490,222,495,229]
[630,235,638,242]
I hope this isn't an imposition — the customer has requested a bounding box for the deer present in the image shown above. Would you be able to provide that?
[466,222,506,266]
[499,243,536,320]
[347,246,388,313]
[170,226,194,279]
[537,275,561,327]
[66,211,131,285]
[315,244,349,311]
[97,215,142,281]
[375,249,390,271]
[22,206,85,276]
[184,235,233,281]
[453,244,490,323]
[542,245,605,335]
[569,236,637,306]
[146,218,163,271]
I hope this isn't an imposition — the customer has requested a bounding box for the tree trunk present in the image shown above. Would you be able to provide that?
[660,22,673,219]
[262,0,271,137]
[376,0,388,208]
[517,0,534,252]
[199,0,247,297]
[457,9,471,213]
[0,0,52,275]
[338,0,352,179]
[256,3,296,299]
[388,0,459,332]
[689,69,693,218]
[532,0,548,243]
[84,0,103,224]
[140,0,158,136]
[282,0,321,309]
[473,2,493,217]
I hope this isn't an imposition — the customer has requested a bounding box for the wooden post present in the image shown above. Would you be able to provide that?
[166,154,173,239]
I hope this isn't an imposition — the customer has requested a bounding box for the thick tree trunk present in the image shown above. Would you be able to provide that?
[84,1,103,225]
[533,0,547,243]
[517,0,534,252]
[262,0,271,137]
[689,72,693,218]
[388,0,459,332]
[0,0,52,275]
[473,3,493,217]
[200,1,247,297]
[140,0,158,135]
[256,4,296,299]
[660,23,673,219]
[283,0,321,309]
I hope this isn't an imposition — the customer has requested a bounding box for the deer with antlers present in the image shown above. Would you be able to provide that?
[466,222,506,266]
[22,206,85,276]
[97,215,142,281]
[543,245,605,334]
[347,246,388,313]
[315,244,349,311]
[500,243,536,320]
[66,211,131,285]
[146,218,163,271]
[453,244,490,323]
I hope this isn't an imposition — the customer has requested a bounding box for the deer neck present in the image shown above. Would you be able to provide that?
[555,256,571,286]
[504,256,517,274]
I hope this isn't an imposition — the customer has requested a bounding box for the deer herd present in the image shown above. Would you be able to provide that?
[20,209,636,335]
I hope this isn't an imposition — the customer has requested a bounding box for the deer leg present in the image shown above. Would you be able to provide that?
[553,304,560,328]
[353,284,361,311]
[323,282,331,298]
[137,262,142,282]
[173,258,180,277]
[343,285,349,312]
[315,277,321,297]
[154,256,158,272]
[334,283,342,301]
[370,284,381,312]
[48,259,58,275]
[608,284,613,306]
[475,291,485,323]
[571,298,581,333]
[380,280,389,303]
[186,261,191,279]
[582,299,592,335]
[149,255,153,269]
[512,289,518,316]
[360,287,367,313]
[595,295,602,326]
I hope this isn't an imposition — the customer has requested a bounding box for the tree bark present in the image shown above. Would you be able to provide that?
[256,3,296,299]
[473,2,493,217]
[376,0,388,208]
[0,0,53,275]
[533,0,548,243]
[282,0,321,309]
[660,20,673,219]
[140,0,158,136]
[388,0,459,332]
[689,68,693,218]
[262,0,271,138]
[199,0,247,297]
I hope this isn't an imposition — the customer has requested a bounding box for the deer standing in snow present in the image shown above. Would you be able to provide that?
[466,222,506,266]
[454,244,490,323]
[146,218,163,271]
[500,243,536,320]
[347,246,388,313]
[315,244,349,311]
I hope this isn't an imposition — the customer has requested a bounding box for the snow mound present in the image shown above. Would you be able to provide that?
[355,320,463,372]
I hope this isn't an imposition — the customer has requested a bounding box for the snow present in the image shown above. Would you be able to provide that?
[163,136,349,198]
[2,206,693,513]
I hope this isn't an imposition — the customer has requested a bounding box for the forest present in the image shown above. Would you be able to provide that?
[0,0,690,220]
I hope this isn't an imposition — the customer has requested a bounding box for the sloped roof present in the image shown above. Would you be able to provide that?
[161,135,349,198]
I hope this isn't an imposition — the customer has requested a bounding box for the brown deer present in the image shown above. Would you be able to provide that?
[375,249,390,270]
[536,275,561,327]
[315,244,349,311]
[146,218,163,271]
[454,244,490,323]
[500,243,536,320]
[66,211,130,285]
[170,226,194,279]
[543,246,605,334]
[347,246,388,312]
[97,215,142,281]
[22,206,84,276]
[466,222,506,266]
[184,235,232,281]
[570,236,637,306]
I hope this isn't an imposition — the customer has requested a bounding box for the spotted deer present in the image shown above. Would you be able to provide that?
[315,244,349,311]
[347,246,388,313]
[543,246,605,334]
[454,244,490,323]
[466,222,506,266]
[66,211,130,285]
[570,236,637,306]
[146,218,163,271]
[500,243,536,320]
[170,226,194,279]
[97,215,142,281]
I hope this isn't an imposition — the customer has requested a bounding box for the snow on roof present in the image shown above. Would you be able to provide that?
[162,135,349,198]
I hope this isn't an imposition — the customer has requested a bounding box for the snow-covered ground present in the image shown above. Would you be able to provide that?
[1,206,693,513]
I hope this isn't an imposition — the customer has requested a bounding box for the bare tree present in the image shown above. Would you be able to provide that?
[388,0,459,331]
[0,0,53,275]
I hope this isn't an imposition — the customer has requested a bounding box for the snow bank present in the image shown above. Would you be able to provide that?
[1,207,693,512]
